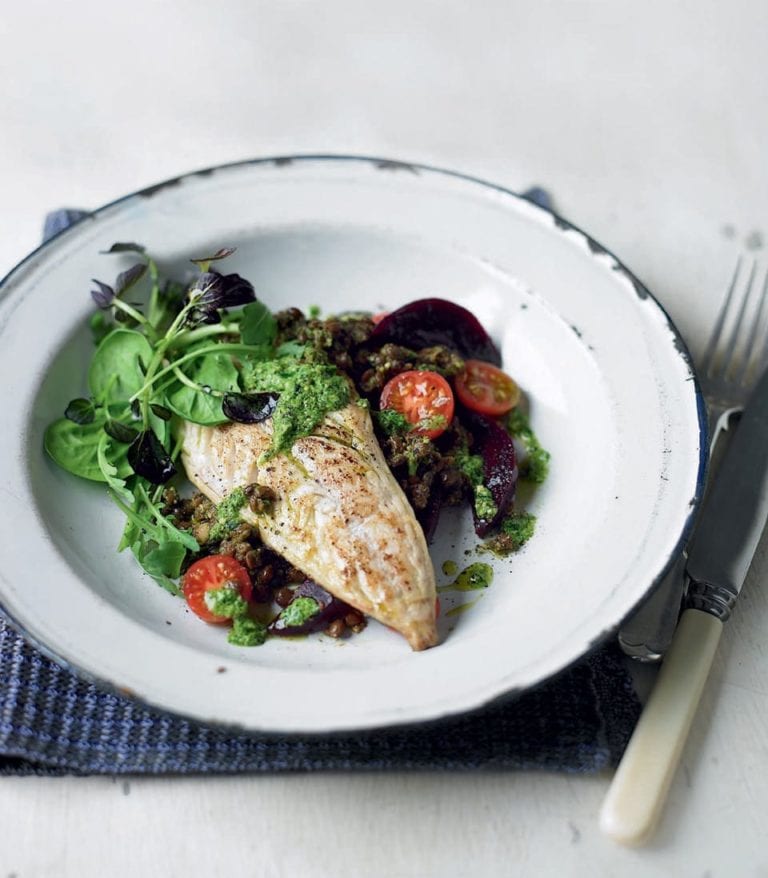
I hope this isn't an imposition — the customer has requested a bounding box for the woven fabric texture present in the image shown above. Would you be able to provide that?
[0,619,639,775]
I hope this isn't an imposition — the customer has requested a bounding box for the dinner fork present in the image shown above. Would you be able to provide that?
[700,256,768,436]
[618,257,768,660]
[602,256,768,845]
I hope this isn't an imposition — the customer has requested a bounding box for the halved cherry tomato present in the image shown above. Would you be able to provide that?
[380,370,454,439]
[454,360,520,417]
[182,555,253,623]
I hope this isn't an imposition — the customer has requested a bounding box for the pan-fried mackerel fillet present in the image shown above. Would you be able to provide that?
[180,404,438,650]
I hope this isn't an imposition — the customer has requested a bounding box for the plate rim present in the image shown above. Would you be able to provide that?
[0,153,709,734]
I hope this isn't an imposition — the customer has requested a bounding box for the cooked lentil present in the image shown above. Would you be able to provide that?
[325,618,346,638]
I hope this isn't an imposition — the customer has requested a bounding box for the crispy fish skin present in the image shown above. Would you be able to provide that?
[180,404,438,650]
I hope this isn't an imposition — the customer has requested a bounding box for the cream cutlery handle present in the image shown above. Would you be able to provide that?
[599,609,723,845]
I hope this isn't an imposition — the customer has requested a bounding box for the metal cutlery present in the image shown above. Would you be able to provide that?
[618,258,768,661]
[601,257,768,845]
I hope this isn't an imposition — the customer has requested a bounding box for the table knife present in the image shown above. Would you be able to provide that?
[617,413,737,661]
[600,364,768,845]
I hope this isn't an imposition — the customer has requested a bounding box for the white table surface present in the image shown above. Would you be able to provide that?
[2,1,767,875]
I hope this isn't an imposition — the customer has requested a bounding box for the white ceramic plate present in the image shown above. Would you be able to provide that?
[0,156,706,733]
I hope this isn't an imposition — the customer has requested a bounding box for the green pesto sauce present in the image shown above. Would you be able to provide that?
[501,510,536,543]
[455,445,484,485]
[482,511,537,557]
[441,559,458,576]
[209,487,247,543]
[204,584,267,647]
[506,409,551,483]
[445,595,484,616]
[243,359,351,457]
[204,583,248,618]
[416,414,447,432]
[279,596,320,627]
[405,434,432,477]
[437,562,494,593]
[455,446,498,521]
[375,408,446,437]
[474,485,497,522]
[375,408,411,436]
[228,616,267,647]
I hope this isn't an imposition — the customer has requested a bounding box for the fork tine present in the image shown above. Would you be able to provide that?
[720,259,756,380]
[701,257,742,377]
[754,267,768,374]
[736,263,768,385]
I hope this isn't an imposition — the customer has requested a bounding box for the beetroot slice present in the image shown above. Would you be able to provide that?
[417,486,444,544]
[370,298,501,366]
[268,580,353,636]
[462,410,518,537]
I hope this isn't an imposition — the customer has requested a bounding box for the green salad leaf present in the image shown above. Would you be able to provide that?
[135,540,187,583]
[88,329,153,404]
[44,414,132,483]
[240,300,277,346]
[96,432,132,503]
[165,347,241,425]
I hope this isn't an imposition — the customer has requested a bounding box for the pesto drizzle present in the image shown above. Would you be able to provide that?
[507,409,550,483]
[241,359,351,457]
[454,446,498,521]
[209,487,247,542]
[437,562,494,593]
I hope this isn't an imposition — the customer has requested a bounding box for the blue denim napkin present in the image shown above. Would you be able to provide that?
[0,197,641,775]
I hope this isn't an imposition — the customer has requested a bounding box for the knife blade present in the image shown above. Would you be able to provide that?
[618,411,738,660]
[617,554,687,660]
[685,365,768,617]
[600,364,768,845]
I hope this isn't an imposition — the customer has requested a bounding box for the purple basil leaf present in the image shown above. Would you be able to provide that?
[114,262,147,297]
[190,247,236,270]
[150,403,173,421]
[127,430,177,484]
[187,273,226,318]
[190,271,222,296]
[194,271,254,310]
[104,419,139,443]
[462,410,519,536]
[64,398,96,425]
[217,272,255,307]
[222,392,279,424]
[370,298,501,366]
[91,279,115,309]
[101,242,146,255]
[184,305,222,328]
